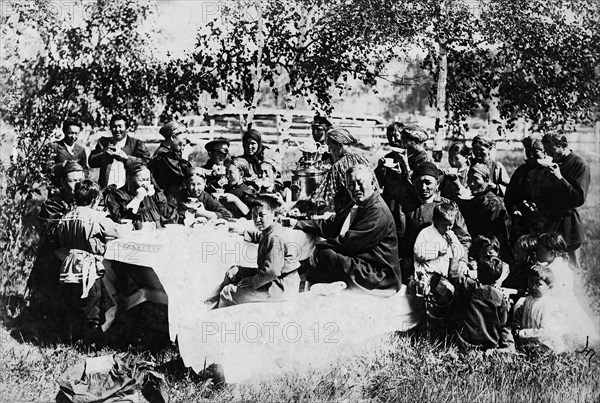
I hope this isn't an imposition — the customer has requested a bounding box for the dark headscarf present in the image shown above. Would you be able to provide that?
[242,129,265,176]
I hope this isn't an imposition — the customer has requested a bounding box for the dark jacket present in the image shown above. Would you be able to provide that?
[103,185,178,230]
[296,191,402,291]
[449,275,514,350]
[89,135,150,188]
[177,190,233,223]
[46,140,88,169]
[148,142,192,205]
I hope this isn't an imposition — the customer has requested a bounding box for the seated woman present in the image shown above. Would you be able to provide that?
[220,157,258,219]
[104,162,178,229]
[179,167,233,224]
[240,128,265,179]
[309,127,371,213]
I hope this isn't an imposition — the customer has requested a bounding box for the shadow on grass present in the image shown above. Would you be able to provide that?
[0,293,172,355]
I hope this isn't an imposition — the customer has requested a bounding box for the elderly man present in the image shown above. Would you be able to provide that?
[89,113,150,189]
[402,162,471,280]
[309,127,370,213]
[540,132,590,269]
[148,121,193,204]
[295,165,402,296]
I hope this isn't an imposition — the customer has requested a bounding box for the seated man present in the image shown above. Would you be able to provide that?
[294,165,402,296]
[179,167,233,224]
[103,162,178,229]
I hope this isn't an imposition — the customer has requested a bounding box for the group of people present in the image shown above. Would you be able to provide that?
[28,113,597,353]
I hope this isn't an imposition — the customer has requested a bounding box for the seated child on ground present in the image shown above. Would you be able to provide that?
[535,232,599,348]
[221,157,258,219]
[511,264,565,352]
[217,195,301,308]
[468,235,510,286]
[179,168,233,225]
[503,234,538,291]
[449,257,515,351]
[53,179,121,341]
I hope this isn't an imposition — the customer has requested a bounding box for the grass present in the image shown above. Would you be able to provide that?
[1,148,600,402]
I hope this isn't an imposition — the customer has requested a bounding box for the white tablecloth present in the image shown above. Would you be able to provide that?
[104,224,316,340]
[105,225,422,383]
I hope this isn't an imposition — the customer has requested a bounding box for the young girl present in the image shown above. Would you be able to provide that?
[221,157,258,219]
[179,168,233,225]
[535,232,599,348]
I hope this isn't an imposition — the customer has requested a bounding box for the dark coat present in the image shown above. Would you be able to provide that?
[458,189,512,262]
[148,142,192,204]
[103,185,178,230]
[89,135,150,188]
[46,140,88,169]
[177,190,233,223]
[296,191,402,292]
[449,275,514,349]
[403,195,471,259]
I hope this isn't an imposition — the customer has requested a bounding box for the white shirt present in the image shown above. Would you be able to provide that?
[413,224,464,277]
[106,136,128,188]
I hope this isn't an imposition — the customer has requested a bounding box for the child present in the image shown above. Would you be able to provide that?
[535,232,599,348]
[54,180,121,342]
[511,264,565,352]
[468,235,510,287]
[258,159,293,207]
[217,195,301,308]
[503,234,538,291]
[179,168,233,225]
[449,257,515,351]
[413,203,468,302]
[414,202,467,278]
[220,157,258,219]
[440,141,470,201]
[470,135,510,196]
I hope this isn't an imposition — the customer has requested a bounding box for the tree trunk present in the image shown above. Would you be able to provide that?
[433,38,447,160]
[243,0,264,133]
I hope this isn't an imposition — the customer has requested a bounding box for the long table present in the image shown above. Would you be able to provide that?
[104,224,422,383]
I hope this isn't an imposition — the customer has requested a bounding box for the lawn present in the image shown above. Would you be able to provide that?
[1,145,599,402]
